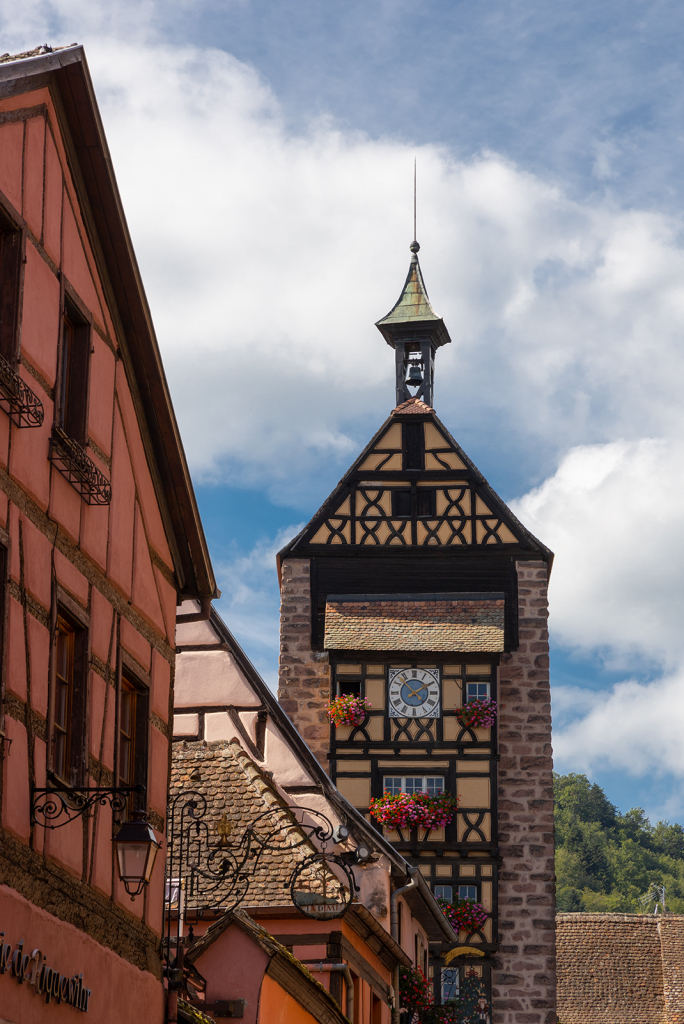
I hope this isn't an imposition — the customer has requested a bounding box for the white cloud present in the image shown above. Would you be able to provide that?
[212,523,304,690]
[512,437,684,667]
[553,670,684,780]
[514,437,684,785]
[5,9,684,498]
[7,0,684,787]
[86,46,684,497]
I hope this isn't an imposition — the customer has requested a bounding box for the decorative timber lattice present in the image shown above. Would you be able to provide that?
[302,419,522,549]
[49,427,112,504]
[0,352,44,427]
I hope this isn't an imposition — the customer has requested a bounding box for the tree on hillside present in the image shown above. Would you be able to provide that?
[553,772,684,913]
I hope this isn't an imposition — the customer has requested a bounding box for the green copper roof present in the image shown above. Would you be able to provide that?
[376,251,441,326]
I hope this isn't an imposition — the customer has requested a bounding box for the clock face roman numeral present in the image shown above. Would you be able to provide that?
[388,667,441,718]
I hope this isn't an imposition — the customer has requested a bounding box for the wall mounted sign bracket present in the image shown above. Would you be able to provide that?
[31,783,146,828]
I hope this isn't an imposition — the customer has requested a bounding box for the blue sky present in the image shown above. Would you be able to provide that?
[5,0,684,823]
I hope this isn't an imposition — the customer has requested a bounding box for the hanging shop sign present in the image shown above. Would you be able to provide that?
[0,931,92,1011]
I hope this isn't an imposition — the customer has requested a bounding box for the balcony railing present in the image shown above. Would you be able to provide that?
[0,352,44,427]
[48,427,112,505]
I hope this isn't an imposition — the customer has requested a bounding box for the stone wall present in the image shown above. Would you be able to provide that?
[277,557,331,768]
[556,912,684,1023]
[494,560,556,1024]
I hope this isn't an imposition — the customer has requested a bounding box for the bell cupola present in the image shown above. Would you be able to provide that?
[375,240,451,408]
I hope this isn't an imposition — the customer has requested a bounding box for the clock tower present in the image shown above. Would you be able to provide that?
[277,242,556,1024]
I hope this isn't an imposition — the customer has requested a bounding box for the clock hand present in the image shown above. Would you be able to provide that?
[405,684,428,698]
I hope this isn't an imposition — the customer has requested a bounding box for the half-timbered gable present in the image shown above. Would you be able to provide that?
[278,243,556,1024]
[295,402,535,551]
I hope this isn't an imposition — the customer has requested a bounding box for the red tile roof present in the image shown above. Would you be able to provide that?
[392,397,435,415]
[324,596,505,651]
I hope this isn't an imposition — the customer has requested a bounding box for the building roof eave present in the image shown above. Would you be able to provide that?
[0,46,217,600]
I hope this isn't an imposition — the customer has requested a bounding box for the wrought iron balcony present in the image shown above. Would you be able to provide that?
[49,427,112,504]
[0,352,44,427]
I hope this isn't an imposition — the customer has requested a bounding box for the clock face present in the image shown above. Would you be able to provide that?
[388,668,441,719]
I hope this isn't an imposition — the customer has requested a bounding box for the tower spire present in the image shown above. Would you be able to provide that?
[375,239,451,409]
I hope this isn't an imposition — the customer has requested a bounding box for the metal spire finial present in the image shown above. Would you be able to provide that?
[410,159,420,255]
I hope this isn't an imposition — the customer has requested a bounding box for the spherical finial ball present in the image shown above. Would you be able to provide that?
[410,240,420,253]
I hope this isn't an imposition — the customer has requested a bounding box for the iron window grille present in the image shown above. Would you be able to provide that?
[49,427,111,505]
[0,352,44,427]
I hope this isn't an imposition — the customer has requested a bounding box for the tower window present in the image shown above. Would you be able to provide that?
[337,678,361,697]
[394,490,411,517]
[458,884,478,901]
[393,489,435,518]
[416,489,435,517]
[383,776,444,795]
[466,682,490,702]
[441,968,460,1004]
[403,422,424,470]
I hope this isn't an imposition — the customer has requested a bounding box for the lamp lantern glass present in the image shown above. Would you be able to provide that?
[113,812,160,898]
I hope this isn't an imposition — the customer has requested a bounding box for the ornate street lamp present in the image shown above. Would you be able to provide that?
[113,811,161,899]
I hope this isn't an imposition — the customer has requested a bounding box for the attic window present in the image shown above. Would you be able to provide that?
[393,489,435,518]
[402,421,424,470]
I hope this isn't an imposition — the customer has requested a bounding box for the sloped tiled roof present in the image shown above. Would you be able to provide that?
[324,594,505,652]
[392,397,435,415]
[169,738,343,908]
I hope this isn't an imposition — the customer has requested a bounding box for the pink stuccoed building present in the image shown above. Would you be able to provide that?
[0,45,216,1023]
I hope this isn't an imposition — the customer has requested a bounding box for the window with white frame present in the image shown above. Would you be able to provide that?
[383,776,444,795]
[466,681,490,702]
[434,884,453,901]
[458,884,478,901]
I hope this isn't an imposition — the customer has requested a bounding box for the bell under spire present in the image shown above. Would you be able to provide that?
[375,241,451,409]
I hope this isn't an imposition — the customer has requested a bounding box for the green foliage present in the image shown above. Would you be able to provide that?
[554,772,684,913]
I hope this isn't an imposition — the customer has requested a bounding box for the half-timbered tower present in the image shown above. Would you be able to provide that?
[278,242,556,1023]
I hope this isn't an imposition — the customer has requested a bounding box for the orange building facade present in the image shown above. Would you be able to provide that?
[0,46,216,1023]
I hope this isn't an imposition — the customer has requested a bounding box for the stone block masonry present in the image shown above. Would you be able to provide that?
[277,557,331,769]
[494,560,556,1024]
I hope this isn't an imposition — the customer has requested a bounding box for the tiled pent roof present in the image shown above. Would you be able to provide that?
[324,594,505,651]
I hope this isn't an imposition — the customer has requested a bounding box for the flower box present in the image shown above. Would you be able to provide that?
[326,694,371,727]
[369,791,458,831]
[455,697,498,729]
[436,896,488,934]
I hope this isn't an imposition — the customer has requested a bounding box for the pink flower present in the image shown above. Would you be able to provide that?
[326,695,372,727]
[369,791,459,831]
[454,697,499,729]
